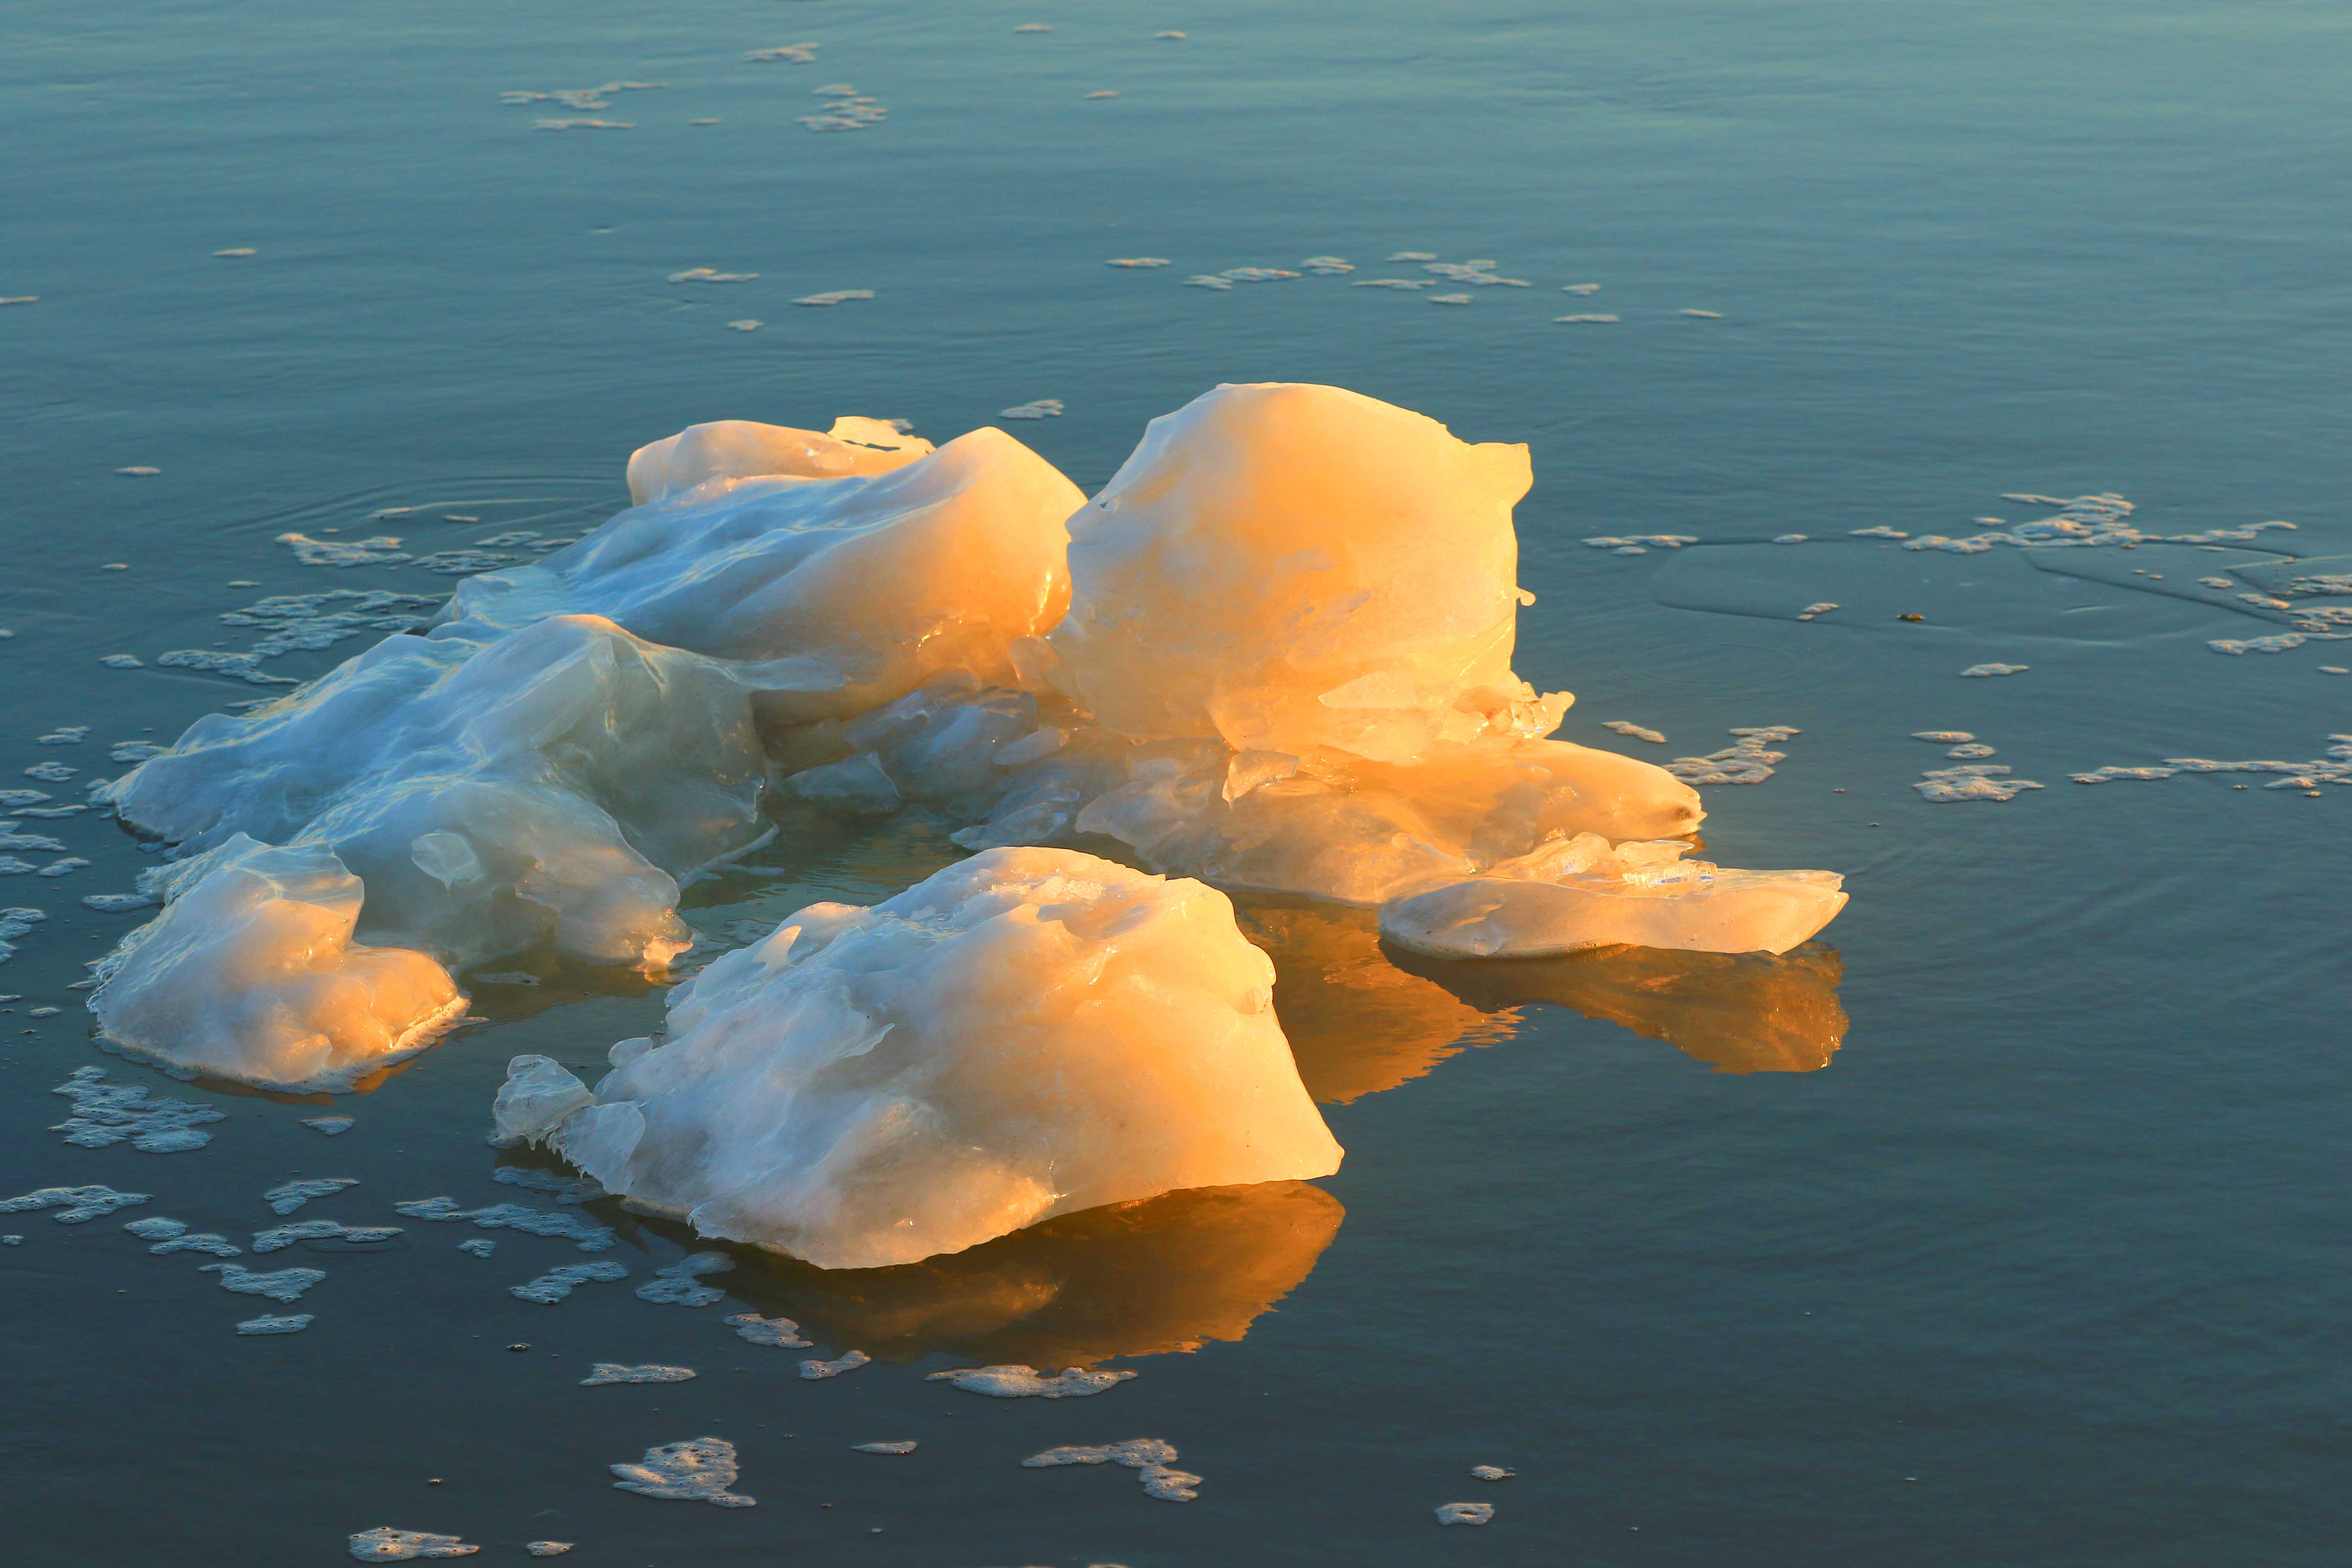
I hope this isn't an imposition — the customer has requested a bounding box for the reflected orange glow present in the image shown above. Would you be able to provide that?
[1237,898,1521,1102]
[720,1179,1343,1367]
[1391,942,1848,1075]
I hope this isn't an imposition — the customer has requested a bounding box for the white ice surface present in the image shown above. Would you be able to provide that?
[500,847,1341,1268]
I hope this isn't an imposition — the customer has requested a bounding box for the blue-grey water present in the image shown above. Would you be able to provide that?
[3,2,2348,1563]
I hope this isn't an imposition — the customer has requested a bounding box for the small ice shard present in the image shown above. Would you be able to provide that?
[1022,1439,1198,1502]
[506,848,1341,1269]
[202,1263,327,1302]
[999,399,1063,419]
[1106,257,1170,268]
[582,1363,696,1385]
[1085,89,1120,99]
[636,1251,734,1306]
[1960,662,2029,677]
[511,1260,629,1303]
[237,1313,314,1335]
[1554,312,1619,323]
[124,1216,188,1240]
[800,1350,871,1379]
[1428,292,1473,304]
[1602,721,1666,744]
[1183,274,1234,289]
[0,906,48,966]
[725,318,760,332]
[493,1055,598,1147]
[302,1116,355,1135]
[1013,21,1052,31]
[215,247,256,257]
[524,1547,573,1559]
[794,289,874,306]
[21,760,77,782]
[279,533,412,567]
[1471,1464,1515,1480]
[38,726,89,744]
[87,838,465,1091]
[49,1066,226,1152]
[264,1177,359,1215]
[490,1166,605,1204]
[348,1526,480,1560]
[610,1436,755,1506]
[2071,766,2179,784]
[1911,731,1973,743]
[1390,251,1438,262]
[726,1312,811,1348]
[925,1365,1137,1399]
[1946,743,1996,759]
[1436,1501,1494,1525]
[1914,765,2044,803]
[854,1440,917,1454]
[395,1197,615,1251]
[1851,525,1908,539]
[253,1219,400,1253]
[82,892,159,911]
[1380,834,1845,959]
[1300,256,1354,274]
[667,267,758,283]
[1775,534,1809,544]
[1680,308,1725,318]
[457,1237,496,1257]
[1796,602,1838,620]
[0,1184,150,1222]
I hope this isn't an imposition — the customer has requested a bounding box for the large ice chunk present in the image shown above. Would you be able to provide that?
[444,427,1082,720]
[1378,834,1847,959]
[88,836,464,1090]
[105,615,790,968]
[625,416,934,505]
[1047,383,1568,763]
[502,847,1342,1269]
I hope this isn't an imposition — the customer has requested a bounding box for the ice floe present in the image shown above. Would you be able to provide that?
[800,1349,871,1379]
[302,1116,355,1135]
[854,1439,917,1454]
[1436,1501,1494,1525]
[636,1251,733,1306]
[511,1260,629,1303]
[926,1365,1136,1398]
[1915,765,2044,803]
[348,1525,479,1560]
[151,1231,242,1256]
[0,906,48,965]
[49,1066,224,1152]
[611,1436,754,1505]
[264,1177,359,1214]
[395,1197,615,1251]
[202,1262,326,1302]
[238,1313,314,1335]
[0,1184,150,1222]
[499,848,1340,1268]
[1022,1438,1198,1502]
[253,1219,400,1253]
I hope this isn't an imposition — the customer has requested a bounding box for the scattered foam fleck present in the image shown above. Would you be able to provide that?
[1665,726,1799,787]
[1681,308,1724,318]
[1436,1502,1494,1525]
[799,1349,871,1380]
[50,1066,225,1153]
[726,1312,811,1348]
[1601,721,1666,744]
[744,44,818,64]
[636,1251,734,1307]
[1022,1439,1198,1502]
[927,1365,1137,1399]
[611,1436,755,1506]
[214,248,256,259]
[582,1363,696,1386]
[1915,765,2044,803]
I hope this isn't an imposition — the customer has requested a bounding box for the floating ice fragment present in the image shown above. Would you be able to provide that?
[505,849,1340,1268]
[1085,90,1121,100]
[511,1260,628,1303]
[1022,1439,1198,1502]
[0,906,46,966]
[1554,313,1619,323]
[2071,766,2178,784]
[999,399,1064,419]
[1182,275,1234,289]
[2208,634,2305,655]
[151,1231,242,1256]
[1156,29,1187,38]
[1106,258,1170,269]
[348,1526,479,1560]
[39,726,89,744]
[1301,257,1354,274]
[491,1166,605,1204]
[49,1066,225,1152]
[1911,731,1973,743]
[726,1312,811,1347]
[726,319,761,332]
[611,1436,754,1506]
[202,1263,326,1302]
[1681,309,1724,318]
[0,1185,148,1222]
[0,295,38,305]
[237,1313,312,1335]
[124,1216,187,1240]
[1664,726,1798,787]
[667,268,757,283]
[457,1237,495,1257]
[302,1116,355,1135]
[800,1349,871,1379]
[1602,721,1666,744]
[1914,765,2043,803]
[22,760,77,782]
[0,791,50,809]
[744,43,818,63]
[523,1547,573,1559]
[493,1056,599,1147]
[1471,1464,1515,1480]
[88,839,465,1092]
[35,857,87,878]
[395,1197,615,1251]
[794,289,875,306]
[1436,1501,1494,1525]
[1960,663,2029,677]
[1352,277,1434,289]
[1851,526,1908,539]
[926,1365,1137,1399]
[582,1363,695,1385]
[1774,533,1809,544]
[264,1177,359,1215]
[855,1440,917,1454]
[1,857,38,875]
[534,118,633,131]
[1947,743,1996,759]
[1221,267,1298,282]
[1389,252,1438,262]
[1013,21,1052,30]
[215,248,256,258]
[637,1251,734,1306]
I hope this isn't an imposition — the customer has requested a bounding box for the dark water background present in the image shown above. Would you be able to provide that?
[3,1,2347,1562]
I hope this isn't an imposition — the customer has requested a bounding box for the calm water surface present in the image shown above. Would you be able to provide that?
[3,2,2348,1563]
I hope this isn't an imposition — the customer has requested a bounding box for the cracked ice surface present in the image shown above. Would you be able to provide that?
[498,848,1341,1269]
